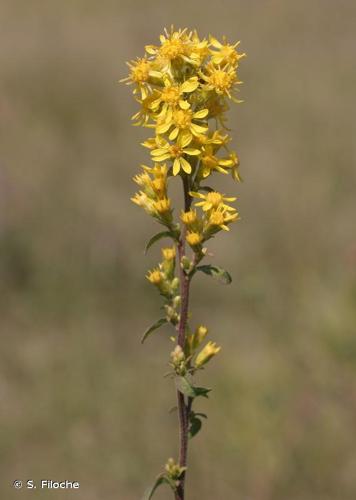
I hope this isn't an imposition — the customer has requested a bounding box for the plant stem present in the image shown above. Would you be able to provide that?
[175,175,192,500]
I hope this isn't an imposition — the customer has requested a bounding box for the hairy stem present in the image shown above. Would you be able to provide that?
[175,175,192,500]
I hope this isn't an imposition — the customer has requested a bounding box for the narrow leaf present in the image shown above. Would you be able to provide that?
[145,231,177,254]
[142,475,175,500]
[196,264,232,285]
[141,318,168,344]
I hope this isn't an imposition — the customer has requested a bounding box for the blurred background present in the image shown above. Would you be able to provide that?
[1,1,356,499]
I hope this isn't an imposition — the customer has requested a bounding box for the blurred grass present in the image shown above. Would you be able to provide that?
[1,0,356,499]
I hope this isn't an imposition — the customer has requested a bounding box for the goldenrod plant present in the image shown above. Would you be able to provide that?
[121,27,245,500]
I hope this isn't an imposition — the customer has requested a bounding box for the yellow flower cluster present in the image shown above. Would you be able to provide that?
[123,26,245,188]
[180,190,240,249]
[131,163,174,226]
[185,325,221,369]
[146,246,179,297]
[121,29,245,496]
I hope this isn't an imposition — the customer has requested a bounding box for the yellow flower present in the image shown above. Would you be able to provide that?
[193,129,230,148]
[209,36,246,67]
[180,209,198,225]
[205,96,230,128]
[153,198,171,214]
[186,232,203,247]
[200,63,242,99]
[131,191,155,215]
[146,268,162,285]
[149,76,199,118]
[229,151,241,182]
[191,325,208,351]
[120,57,162,99]
[157,108,209,144]
[151,133,201,176]
[189,31,210,66]
[131,91,161,126]
[195,341,221,368]
[133,163,168,199]
[206,207,239,232]
[162,246,176,260]
[145,27,195,68]
[190,190,236,212]
[197,144,235,177]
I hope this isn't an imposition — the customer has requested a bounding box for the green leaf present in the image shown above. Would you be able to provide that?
[193,386,211,398]
[175,376,196,398]
[141,318,168,344]
[198,186,214,192]
[189,417,202,439]
[142,475,175,500]
[195,412,208,419]
[196,264,232,285]
[144,230,178,254]
[175,377,212,399]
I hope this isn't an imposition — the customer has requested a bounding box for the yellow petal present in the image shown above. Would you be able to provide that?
[151,154,171,161]
[180,157,192,174]
[173,158,181,176]
[169,127,179,141]
[145,46,156,55]
[179,130,193,148]
[193,109,209,119]
[180,78,199,93]
[218,159,233,166]
[151,148,169,156]
[191,123,208,135]
[149,70,162,79]
[184,148,201,156]
[156,122,171,134]
[179,100,190,110]
[209,36,222,48]
[189,191,204,199]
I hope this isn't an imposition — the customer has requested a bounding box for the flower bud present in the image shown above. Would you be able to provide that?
[173,295,181,308]
[181,210,197,225]
[195,341,221,368]
[170,346,186,375]
[186,231,202,247]
[192,325,208,350]
[181,256,193,272]
[146,269,162,285]
[165,305,179,324]
[165,458,186,480]
[171,277,179,292]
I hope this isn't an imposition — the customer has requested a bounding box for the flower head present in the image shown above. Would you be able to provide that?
[195,341,221,368]
[150,133,201,176]
[190,191,236,212]
[200,62,242,99]
[209,36,246,67]
[186,231,203,247]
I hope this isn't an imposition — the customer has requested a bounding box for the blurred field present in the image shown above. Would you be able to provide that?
[1,1,356,499]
